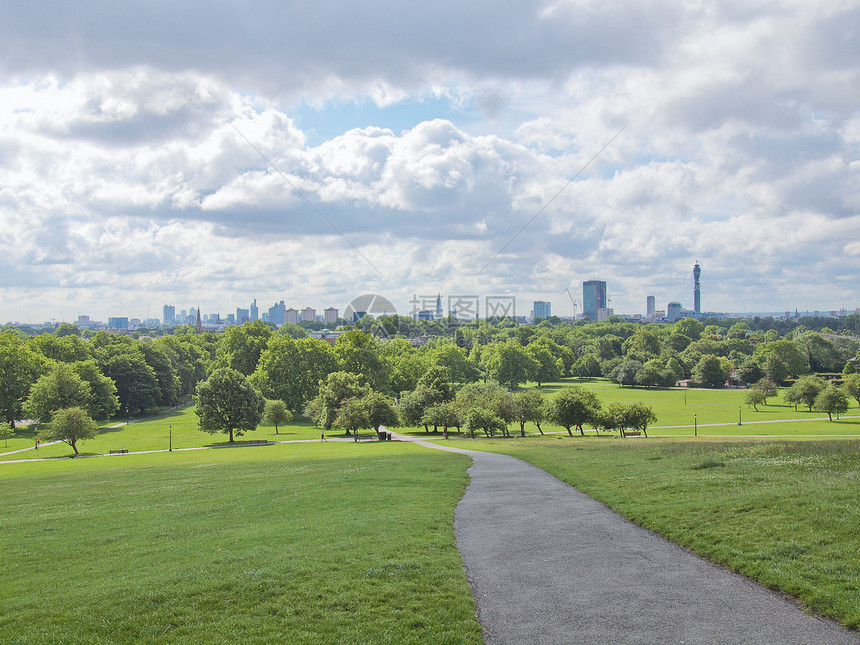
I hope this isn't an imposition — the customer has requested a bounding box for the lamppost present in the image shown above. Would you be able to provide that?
[169,425,172,452]
[738,406,742,426]
[694,414,697,437]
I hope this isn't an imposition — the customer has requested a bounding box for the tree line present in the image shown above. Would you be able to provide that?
[3,316,858,448]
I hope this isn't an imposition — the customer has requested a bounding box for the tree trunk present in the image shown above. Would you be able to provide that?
[275,424,279,434]
[71,438,79,455]
[566,427,573,437]
[520,421,525,437]
[642,427,648,438]
[229,428,234,442]
[535,422,544,435]
[579,425,585,436]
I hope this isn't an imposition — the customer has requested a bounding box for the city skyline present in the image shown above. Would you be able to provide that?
[2,3,859,322]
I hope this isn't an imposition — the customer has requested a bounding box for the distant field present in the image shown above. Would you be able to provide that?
[404,378,860,438]
[0,442,481,644]
[468,436,860,630]
[1,406,356,461]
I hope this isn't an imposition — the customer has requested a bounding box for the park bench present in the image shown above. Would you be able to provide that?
[242,439,269,446]
[109,449,129,455]
[354,433,378,442]
[621,430,642,438]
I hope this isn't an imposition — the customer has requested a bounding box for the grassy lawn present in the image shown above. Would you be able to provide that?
[0,441,481,644]
[462,435,860,629]
[402,378,860,439]
[1,406,363,461]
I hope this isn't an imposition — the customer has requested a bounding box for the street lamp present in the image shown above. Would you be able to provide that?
[694,414,697,437]
[738,406,742,426]
[169,425,172,452]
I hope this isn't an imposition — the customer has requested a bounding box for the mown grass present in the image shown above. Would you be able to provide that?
[404,378,860,439]
[1,406,356,460]
[468,436,860,629]
[0,442,482,644]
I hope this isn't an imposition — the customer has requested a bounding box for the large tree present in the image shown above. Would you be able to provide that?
[305,371,370,433]
[814,385,849,421]
[549,387,601,436]
[42,406,98,456]
[0,332,48,427]
[251,336,337,413]
[104,353,161,416]
[24,363,91,424]
[213,320,273,375]
[481,340,538,390]
[784,375,827,412]
[262,399,292,435]
[843,373,860,406]
[513,389,546,436]
[71,360,120,421]
[195,368,265,442]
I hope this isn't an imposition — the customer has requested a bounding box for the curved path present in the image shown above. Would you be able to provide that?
[392,433,859,644]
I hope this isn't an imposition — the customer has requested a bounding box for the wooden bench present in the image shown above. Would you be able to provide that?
[242,439,269,446]
[354,433,378,442]
[109,449,129,454]
[621,430,642,438]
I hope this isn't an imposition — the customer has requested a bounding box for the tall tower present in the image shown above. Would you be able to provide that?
[436,294,443,321]
[582,280,607,320]
[693,263,701,315]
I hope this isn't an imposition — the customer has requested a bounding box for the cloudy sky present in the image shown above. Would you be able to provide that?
[2,1,859,323]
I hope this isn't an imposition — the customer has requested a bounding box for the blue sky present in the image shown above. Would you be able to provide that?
[1,1,859,323]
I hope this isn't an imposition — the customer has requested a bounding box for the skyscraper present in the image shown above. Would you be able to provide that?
[533,301,551,319]
[324,307,338,324]
[582,280,607,320]
[693,263,701,315]
[646,296,656,317]
[162,304,175,326]
[435,294,443,321]
[250,299,258,322]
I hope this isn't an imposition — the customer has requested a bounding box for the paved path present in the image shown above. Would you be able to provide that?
[390,432,860,644]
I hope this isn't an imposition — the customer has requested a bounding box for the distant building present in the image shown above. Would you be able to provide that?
[417,310,433,321]
[435,294,442,321]
[236,307,249,324]
[693,263,701,315]
[533,301,551,319]
[180,309,187,324]
[163,305,175,326]
[77,315,90,327]
[646,296,656,317]
[597,307,614,322]
[667,301,682,321]
[226,313,236,324]
[268,301,286,326]
[324,307,339,324]
[108,317,129,330]
[285,308,299,325]
[352,310,367,322]
[301,307,316,322]
[249,299,258,322]
[582,280,607,320]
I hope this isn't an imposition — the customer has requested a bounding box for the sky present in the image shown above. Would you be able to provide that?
[1,1,859,324]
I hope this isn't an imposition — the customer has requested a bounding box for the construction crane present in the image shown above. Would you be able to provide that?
[566,289,578,319]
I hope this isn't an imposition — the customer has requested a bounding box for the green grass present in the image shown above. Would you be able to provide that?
[464,436,860,629]
[0,442,482,644]
[403,378,860,439]
[1,406,361,461]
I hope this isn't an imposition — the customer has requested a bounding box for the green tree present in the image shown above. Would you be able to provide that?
[525,344,562,386]
[454,382,516,437]
[550,387,601,436]
[0,332,48,427]
[784,375,827,411]
[750,377,778,404]
[195,368,265,442]
[0,421,13,447]
[692,355,730,388]
[332,397,372,435]
[139,342,181,406]
[754,339,808,379]
[214,320,273,375]
[104,353,161,416]
[814,385,849,421]
[305,371,369,433]
[262,399,292,434]
[24,363,91,424]
[674,318,704,341]
[573,354,602,379]
[744,388,767,411]
[334,330,388,391]
[361,391,399,431]
[432,343,480,384]
[611,358,643,387]
[251,336,337,414]
[421,402,461,435]
[72,360,120,421]
[843,373,860,406]
[481,340,539,390]
[42,406,98,455]
[513,389,546,436]
[464,407,506,438]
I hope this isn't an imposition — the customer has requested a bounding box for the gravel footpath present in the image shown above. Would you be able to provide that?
[408,437,859,645]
